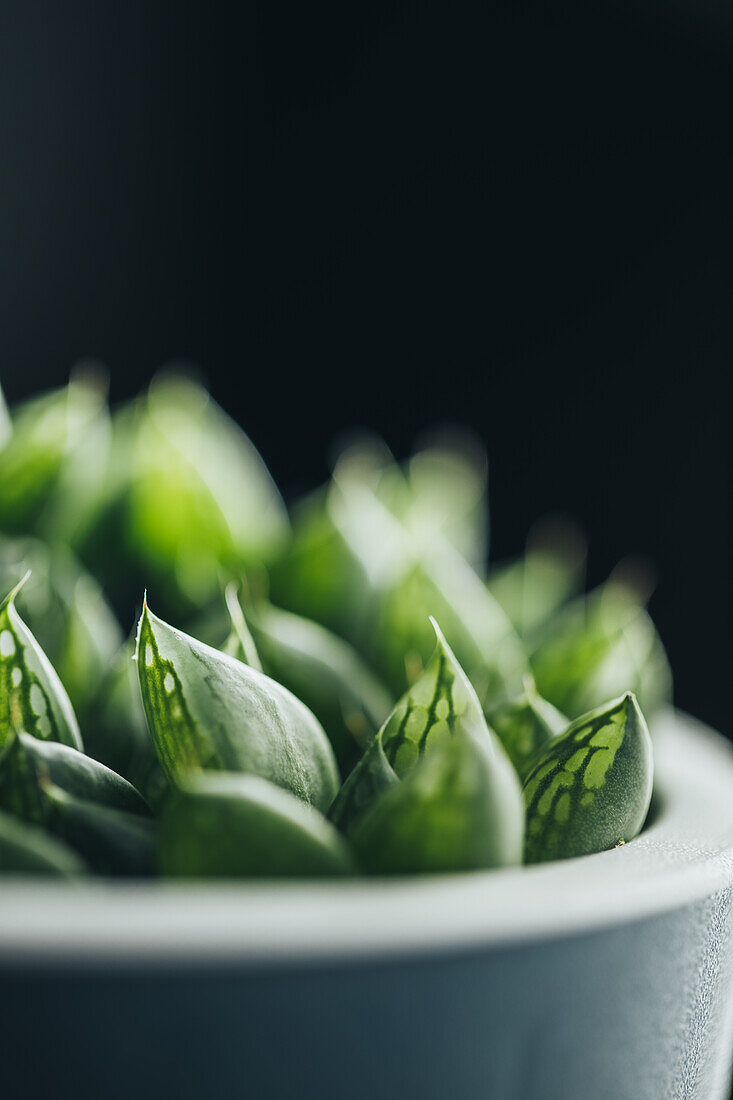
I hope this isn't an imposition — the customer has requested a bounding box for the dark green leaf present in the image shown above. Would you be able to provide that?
[40,781,157,876]
[161,773,355,878]
[0,808,87,876]
[0,730,149,821]
[247,600,392,772]
[83,640,166,809]
[523,692,653,863]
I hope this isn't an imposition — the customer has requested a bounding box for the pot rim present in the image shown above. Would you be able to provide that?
[1,709,732,967]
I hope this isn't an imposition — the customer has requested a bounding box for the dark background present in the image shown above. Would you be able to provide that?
[1,3,731,732]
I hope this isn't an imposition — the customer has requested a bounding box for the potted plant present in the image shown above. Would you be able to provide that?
[1,374,732,1099]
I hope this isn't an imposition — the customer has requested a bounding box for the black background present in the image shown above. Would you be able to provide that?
[1,3,731,733]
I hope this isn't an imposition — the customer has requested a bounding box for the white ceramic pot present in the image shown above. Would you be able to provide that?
[1,710,732,1100]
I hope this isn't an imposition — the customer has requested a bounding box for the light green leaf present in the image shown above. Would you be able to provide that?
[0,536,123,722]
[220,583,262,670]
[523,692,653,863]
[0,808,87,876]
[485,681,567,780]
[0,578,83,751]
[161,773,355,878]
[136,602,339,812]
[370,540,529,701]
[487,519,587,640]
[530,579,672,719]
[0,374,107,533]
[0,382,10,449]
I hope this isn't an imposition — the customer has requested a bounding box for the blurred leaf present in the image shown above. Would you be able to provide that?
[136,602,339,811]
[77,375,289,615]
[246,598,392,774]
[530,579,672,719]
[523,693,653,863]
[0,536,122,722]
[0,374,107,534]
[40,781,157,876]
[273,466,527,702]
[0,807,87,876]
[0,578,83,751]
[0,382,10,450]
[220,583,262,670]
[84,640,166,808]
[161,773,355,878]
[487,519,587,640]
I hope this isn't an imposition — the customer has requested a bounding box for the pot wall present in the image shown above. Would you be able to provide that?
[2,885,733,1100]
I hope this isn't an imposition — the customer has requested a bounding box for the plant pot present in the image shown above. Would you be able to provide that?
[2,710,733,1100]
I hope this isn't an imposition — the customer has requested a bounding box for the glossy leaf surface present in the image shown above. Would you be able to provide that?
[161,773,355,878]
[523,692,653,863]
[0,730,149,822]
[136,603,339,811]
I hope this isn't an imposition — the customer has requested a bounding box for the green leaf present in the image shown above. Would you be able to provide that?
[0,382,10,450]
[0,536,123,722]
[0,730,150,822]
[161,773,355,878]
[487,519,587,640]
[83,640,166,809]
[78,376,289,614]
[220,583,262,670]
[485,682,567,781]
[522,692,653,864]
[273,463,527,701]
[136,602,340,811]
[268,475,399,647]
[332,621,524,873]
[370,541,529,702]
[0,807,87,876]
[328,732,398,831]
[0,374,107,533]
[530,579,672,719]
[0,730,154,875]
[352,725,523,874]
[247,600,392,772]
[40,781,157,876]
[0,577,83,751]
